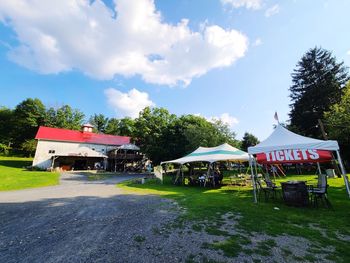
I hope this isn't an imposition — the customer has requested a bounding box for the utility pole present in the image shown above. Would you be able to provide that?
[318,119,341,177]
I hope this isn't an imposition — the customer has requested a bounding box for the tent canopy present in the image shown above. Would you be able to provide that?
[248,125,339,155]
[161,143,249,165]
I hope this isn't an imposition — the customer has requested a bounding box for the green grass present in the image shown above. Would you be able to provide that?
[119,173,350,262]
[0,156,60,191]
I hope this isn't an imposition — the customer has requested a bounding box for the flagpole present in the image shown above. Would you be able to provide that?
[274,111,280,125]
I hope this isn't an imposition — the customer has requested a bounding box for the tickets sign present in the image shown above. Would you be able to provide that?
[256,149,332,164]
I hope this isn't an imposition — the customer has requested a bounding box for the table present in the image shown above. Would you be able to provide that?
[281,181,308,207]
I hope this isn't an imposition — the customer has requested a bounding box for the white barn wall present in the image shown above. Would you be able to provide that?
[32,140,116,169]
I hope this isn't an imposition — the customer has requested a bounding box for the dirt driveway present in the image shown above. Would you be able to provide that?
[0,173,181,263]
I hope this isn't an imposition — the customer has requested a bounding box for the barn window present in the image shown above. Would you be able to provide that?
[92,148,95,151]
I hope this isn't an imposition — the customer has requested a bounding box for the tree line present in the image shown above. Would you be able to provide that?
[0,100,259,163]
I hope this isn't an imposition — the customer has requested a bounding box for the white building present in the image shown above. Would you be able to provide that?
[32,124,131,170]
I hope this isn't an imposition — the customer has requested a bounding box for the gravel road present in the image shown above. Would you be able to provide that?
[0,173,182,263]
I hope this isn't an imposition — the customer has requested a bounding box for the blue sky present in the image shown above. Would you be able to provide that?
[0,0,349,140]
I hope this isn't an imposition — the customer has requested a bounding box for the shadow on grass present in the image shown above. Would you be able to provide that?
[0,159,32,169]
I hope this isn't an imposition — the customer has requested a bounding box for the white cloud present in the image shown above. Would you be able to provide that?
[104,88,155,118]
[252,38,262,47]
[265,4,280,17]
[0,0,248,86]
[347,50,350,55]
[210,113,239,127]
[221,0,262,10]
[195,113,239,128]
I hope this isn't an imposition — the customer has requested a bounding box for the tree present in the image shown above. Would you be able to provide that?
[153,114,240,163]
[0,143,11,156]
[241,132,259,152]
[105,117,135,136]
[0,107,14,146]
[46,105,85,130]
[133,107,177,164]
[105,118,120,135]
[12,98,46,148]
[324,81,350,163]
[289,47,349,138]
[20,139,37,157]
[89,114,108,133]
[211,120,240,148]
[117,118,135,136]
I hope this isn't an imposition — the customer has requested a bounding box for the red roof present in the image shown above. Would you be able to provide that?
[35,126,131,146]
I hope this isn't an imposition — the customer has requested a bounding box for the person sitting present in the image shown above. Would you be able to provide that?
[198,174,206,187]
[213,168,222,186]
[217,169,223,185]
[189,174,198,186]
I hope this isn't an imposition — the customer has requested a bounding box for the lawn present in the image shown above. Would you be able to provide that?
[0,156,60,191]
[119,173,350,262]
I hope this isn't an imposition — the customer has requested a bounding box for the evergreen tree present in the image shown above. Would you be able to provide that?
[89,114,109,133]
[105,118,120,135]
[241,132,259,152]
[289,47,349,138]
[0,107,14,146]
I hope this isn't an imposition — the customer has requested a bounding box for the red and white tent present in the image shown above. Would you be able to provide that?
[248,125,350,202]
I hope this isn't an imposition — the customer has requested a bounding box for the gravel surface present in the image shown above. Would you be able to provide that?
[0,173,336,263]
[0,173,181,263]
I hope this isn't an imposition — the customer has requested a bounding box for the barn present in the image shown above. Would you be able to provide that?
[32,124,143,171]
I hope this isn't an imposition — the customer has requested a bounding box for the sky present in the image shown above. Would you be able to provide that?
[0,0,350,141]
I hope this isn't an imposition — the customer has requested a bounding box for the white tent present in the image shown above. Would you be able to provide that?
[161,143,249,165]
[248,125,350,202]
[248,125,339,154]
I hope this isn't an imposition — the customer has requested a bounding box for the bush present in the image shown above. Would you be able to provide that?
[0,143,11,156]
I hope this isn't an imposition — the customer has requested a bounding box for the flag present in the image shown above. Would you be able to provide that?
[274,112,279,122]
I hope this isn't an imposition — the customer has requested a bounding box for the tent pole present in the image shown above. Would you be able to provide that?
[174,165,181,185]
[249,154,257,203]
[205,162,211,187]
[336,150,350,198]
[181,165,184,185]
[317,162,322,175]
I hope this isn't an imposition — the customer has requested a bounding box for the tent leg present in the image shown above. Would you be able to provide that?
[317,162,322,175]
[205,163,211,187]
[250,155,257,203]
[336,150,350,198]
[174,165,181,185]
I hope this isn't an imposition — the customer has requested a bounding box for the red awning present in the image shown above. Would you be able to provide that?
[256,149,332,164]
